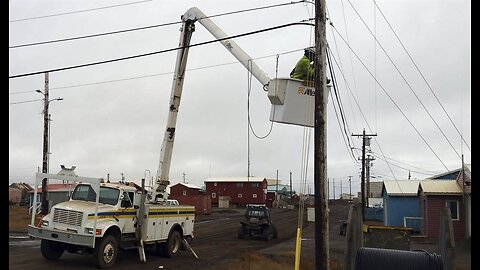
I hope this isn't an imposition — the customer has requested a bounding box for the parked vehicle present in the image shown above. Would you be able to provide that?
[238,204,278,241]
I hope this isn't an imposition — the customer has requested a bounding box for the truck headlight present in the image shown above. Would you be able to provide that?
[41,220,49,227]
[84,228,102,235]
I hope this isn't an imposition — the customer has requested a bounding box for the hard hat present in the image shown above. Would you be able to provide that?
[305,47,315,54]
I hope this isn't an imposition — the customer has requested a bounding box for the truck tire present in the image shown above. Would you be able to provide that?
[262,227,272,241]
[271,224,278,239]
[94,235,118,268]
[41,239,65,260]
[238,226,246,239]
[163,230,181,258]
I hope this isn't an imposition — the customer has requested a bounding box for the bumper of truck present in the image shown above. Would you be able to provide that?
[28,225,95,248]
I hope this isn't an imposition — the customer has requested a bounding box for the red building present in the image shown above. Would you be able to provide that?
[169,182,212,215]
[205,177,268,207]
[419,180,465,240]
[169,182,203,196]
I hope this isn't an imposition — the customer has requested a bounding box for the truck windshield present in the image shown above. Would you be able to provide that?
[71,184,120,206]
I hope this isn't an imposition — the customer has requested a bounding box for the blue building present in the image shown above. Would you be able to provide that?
[382,180,421,230]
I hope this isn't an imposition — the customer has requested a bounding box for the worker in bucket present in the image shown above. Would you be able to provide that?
[290,47,315,81]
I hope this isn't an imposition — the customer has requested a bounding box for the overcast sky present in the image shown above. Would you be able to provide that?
[9,0,471,198]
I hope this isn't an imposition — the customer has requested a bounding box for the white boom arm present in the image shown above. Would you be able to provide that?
[150,7,272,202]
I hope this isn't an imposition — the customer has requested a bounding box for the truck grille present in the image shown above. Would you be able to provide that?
[53,209,83,227]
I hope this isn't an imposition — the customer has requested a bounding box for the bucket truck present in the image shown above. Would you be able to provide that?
[27,6,325,269]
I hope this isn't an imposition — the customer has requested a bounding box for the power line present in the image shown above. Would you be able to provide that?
[346,0,462,161]
[9,0,307,49]
[373,154,437,176]
[9,48,304,96]
[370,152,441,176]
[372,0,471,152]
[326,45,359,165]
[330,23,449,172]
[325,14,361,136]
[327,33,395,178]
[9,0,153,23]
[9,98,43,105]
[9,21,314,79]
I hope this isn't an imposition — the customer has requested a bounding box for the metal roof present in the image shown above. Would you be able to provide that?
[419,180,462,195]
[173,182,202,190]
[205,177,266,183]
[382,180,419,196]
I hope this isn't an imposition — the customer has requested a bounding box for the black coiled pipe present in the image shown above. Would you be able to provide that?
[355,247,443,270]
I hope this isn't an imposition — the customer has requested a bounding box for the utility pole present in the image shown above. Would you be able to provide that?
[333,177,335,200]
[340,179,343,199]
[314,0,329,268]
[183,172,186,183]
[290,171,293,205]
[365,154,375,207]
[352,129,377,221]
[275,169,279,208]
[36,72,63,215]
[327,177,329,199]
[348,176,352,201]
[40,72,49,215]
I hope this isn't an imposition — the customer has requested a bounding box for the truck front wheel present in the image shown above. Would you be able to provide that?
[163,230,181,258]
[94,235,118,268]
[41,239,65,260]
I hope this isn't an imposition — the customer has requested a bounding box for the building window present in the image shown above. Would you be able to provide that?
[214,182,217,186]
[251,183,259,188]
[238,193,243,198]
[236,183,243,187]
[446,200,459,220]
[252,194,257,198]
[183,190,187,196]
[212,193,216,198]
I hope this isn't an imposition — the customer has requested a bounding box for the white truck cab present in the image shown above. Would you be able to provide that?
[28,171,195,269]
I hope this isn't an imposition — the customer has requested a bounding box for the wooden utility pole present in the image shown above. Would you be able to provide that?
[352,129,377,221]
[340,179,343,199]
[290,171,293,205]
[40,72,49,215]
[314,0,329,268]
[365,154,375,207]
[348,176,352,201]
[275,169,279,208]
[333,177,335,200]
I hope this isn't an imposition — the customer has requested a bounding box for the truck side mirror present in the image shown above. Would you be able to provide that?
[121,197,132,208]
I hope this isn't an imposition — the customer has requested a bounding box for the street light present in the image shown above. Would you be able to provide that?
[36,88,63,215]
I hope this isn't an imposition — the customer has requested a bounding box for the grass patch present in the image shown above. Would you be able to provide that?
[221,251,342,270]
[9,205,42,232]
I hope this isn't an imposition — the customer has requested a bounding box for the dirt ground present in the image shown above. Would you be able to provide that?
[9,201,470,269]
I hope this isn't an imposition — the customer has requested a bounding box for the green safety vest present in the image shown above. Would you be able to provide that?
[290,55,315,80]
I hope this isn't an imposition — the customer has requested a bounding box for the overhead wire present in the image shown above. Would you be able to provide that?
[9,0,307,49]
[370,152,441,176]
[326,45,360,165]
[9,21,315,79]
[247,59,274,139]
[329,23,450,172]
[327,24,396,179]
[346,0,462,161]
[9,48,305,96]
[9,0,153,23]
[372,0,471,152]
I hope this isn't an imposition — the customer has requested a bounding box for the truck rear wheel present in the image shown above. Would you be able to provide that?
[163,230,181,258]
[238,226,246,239]
[93,235,118,268]
[41,239,65,260]
[262,227,272,241]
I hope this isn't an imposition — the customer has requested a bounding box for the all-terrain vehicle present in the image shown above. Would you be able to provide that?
[238,204,278,241]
